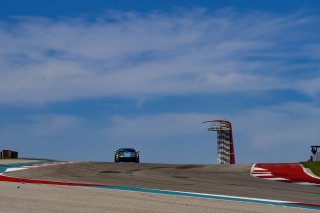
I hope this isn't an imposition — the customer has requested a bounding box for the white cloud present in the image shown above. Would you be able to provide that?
[298,77,320,98]
[94,102,320,162]
[105,102,320,150]
[0,114,81,136]
[234,102,320,149]
[30,114,82,135]
[1,103,319,162]
[0,10,319,103]
[109,113,216,138]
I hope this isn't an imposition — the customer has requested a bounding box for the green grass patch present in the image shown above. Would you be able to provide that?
[300,161,320,177]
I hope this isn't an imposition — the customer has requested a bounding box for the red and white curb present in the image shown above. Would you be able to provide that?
[251,163,320,186]
[251,164,289,182]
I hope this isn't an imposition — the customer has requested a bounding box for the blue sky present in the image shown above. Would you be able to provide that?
[1,0,320,163]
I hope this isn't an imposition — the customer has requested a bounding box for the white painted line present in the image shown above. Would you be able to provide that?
[102,186,296,204]
[299,164,320,180]
[263,178,288,181]
[296,182,320,186]
[252,172,272,174]
[253,168,267,171]
[5,168,28,172]
[253,174,273,177]
[21,161,74,169]
[250,164,256,174]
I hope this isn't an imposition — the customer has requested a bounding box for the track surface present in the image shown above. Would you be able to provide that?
[10,162,320,204]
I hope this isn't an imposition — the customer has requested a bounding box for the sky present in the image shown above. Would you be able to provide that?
[1,0,320,164]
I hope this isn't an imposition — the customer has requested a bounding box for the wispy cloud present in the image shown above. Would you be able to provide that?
[105,102,320,162]
[0,9,319,103]
[109,113,215,138]
[234,102,320,149]
[0,114,81,136]
[1,103,319,162]
[106,101,320,150]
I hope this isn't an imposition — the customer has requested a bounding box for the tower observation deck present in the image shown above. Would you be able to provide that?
[203,120,235,164]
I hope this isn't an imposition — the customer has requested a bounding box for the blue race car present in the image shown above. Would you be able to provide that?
[114,148,140,163]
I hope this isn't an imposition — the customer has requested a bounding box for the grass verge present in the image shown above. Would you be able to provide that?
[300,161,320,177]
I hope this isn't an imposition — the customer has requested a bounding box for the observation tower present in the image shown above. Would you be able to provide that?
[203,120,235,164]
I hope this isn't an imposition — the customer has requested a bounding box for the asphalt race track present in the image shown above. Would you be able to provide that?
[9,162,320,204]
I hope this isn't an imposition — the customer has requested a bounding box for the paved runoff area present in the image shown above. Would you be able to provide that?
[1,160,320,212]
[0,181,316,213]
